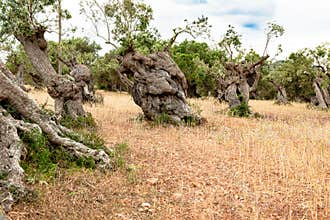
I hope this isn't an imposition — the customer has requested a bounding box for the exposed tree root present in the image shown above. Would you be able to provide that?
[0,62,111,213]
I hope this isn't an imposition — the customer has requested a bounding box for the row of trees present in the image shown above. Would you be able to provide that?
[6,36,330,108]
[0,0,212,213]
[3,1,329,111]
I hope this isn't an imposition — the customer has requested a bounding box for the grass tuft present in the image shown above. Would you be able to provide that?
[228,101,252,117]
[59,113,97,130]
[110,142,129,169]
[153,112,175,126]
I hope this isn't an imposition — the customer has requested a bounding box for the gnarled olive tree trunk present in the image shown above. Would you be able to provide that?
[118,50,201,124]
[312,76,330,109]
[0,62,110,213]
[219,56,269,109]
[15,28,94,119]
[271,81,289,105]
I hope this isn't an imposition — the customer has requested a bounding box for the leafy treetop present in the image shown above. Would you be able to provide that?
[0,0,71,41]
[81,0,211,53]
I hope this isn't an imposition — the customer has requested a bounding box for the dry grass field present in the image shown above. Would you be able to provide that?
[8,90,330,220]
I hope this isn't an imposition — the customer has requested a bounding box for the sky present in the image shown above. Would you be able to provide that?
[50,0,330,58]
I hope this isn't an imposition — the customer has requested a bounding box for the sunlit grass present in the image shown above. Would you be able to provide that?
[9,90,330,219]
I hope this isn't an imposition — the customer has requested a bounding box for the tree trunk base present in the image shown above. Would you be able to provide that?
[274,87,289,105]
[313,78,330,109]
[122,51,203,124]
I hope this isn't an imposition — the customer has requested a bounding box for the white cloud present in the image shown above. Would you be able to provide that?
[45,0,330,59]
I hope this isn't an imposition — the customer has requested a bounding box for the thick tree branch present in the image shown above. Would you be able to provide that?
[165,30,187,52]
[249,69,261,92]
[115,69,134,91]
[248,55,269,71]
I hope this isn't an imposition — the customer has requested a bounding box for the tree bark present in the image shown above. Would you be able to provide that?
[271,81,289,105]
[118,51,201,124]
[219,56,269,110]
[0,62,111,213]
[58,0,63,75]
[15,30,94,119]
[313,76,330,109]
[275,86,289,105]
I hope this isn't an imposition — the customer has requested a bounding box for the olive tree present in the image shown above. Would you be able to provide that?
[81,0,210,124]
[266,60,290,104]
[217,23,284,114]
[308,44,330,108]
[270,45,330,108]
[0,61,112,214]
[0,0,95,119]
[0,2,112,213]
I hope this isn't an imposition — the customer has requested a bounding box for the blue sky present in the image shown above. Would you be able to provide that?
[55,0,330,59]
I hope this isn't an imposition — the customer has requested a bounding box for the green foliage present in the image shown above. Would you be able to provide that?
[5,46,42,87]
[228,101,252,117]
[265,22,285,40]
[262,22,285,56]
[244,49,262,63]
[183,115,202,126]
[91,51,123,91]
[59,113,108,153]
[183,102,204,126]
[20,128,61,182]
[172,40,225,97]
[75,156,96,169]
[169,16,211,45]
[219,25,243,61]
[107,142,138,184]
[47,37,101,74]
[260,47,327,102]
[7,184,38,203]
[0,0,69,41]
[131,30,164,54]
[59,113,97,130]
[66,131,106,151]
[19,119,106,182]
[0,100,21,119]
[81,0,155,51]
[106,0,153,46]
[0,171,8,180]
[152,110,202,127]
[5,37,101,86]
[153,112,174,126]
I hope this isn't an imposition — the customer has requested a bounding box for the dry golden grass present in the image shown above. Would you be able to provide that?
[8,90,330,220]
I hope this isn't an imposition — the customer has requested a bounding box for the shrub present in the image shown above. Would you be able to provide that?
[228,102,252,117]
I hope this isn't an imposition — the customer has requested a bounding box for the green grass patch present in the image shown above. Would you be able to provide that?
[153,112,176,126]
[152,111,203,126]
[108,142,139,184]
[19,128,102,183]
[228,101,252,117]
[65,130,106,151]
[110,142,129,169]
[0,171,8,180]
[59,113,97,130]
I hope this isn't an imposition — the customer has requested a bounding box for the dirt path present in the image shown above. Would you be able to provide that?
[8,91,330,219]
